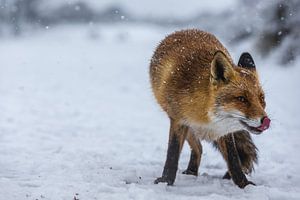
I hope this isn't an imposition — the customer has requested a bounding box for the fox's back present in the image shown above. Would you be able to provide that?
[150,29,233,119]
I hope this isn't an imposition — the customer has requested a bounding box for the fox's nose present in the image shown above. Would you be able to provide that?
[257,116,271,131]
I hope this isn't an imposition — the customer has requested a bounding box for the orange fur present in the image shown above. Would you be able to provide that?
[150,29,267,140]
[150,29,268,187]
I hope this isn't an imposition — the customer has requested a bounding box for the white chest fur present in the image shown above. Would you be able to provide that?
[183,115,245,141]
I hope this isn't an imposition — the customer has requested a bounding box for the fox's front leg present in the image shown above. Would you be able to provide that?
[218,131,258,180]
[217,133,255,188]
[154,119,188,185]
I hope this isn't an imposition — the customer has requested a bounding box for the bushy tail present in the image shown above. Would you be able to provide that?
[214,130,258,175]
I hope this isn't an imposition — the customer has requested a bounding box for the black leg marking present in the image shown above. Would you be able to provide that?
[222,171,231,180]
[215,131,258,178]
[154,135,181,185]
[226,134,255,188]
[182,150,198,176]
[233,131,258,174]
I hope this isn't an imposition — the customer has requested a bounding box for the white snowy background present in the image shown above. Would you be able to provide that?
[0,1,299,200]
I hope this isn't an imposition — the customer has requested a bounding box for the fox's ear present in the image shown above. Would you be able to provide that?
[210,51,235,85]
[238,52,256,69]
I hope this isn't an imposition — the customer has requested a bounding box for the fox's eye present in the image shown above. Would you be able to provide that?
[237,96,247,103]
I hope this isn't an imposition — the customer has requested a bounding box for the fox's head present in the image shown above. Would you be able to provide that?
[209,51,270,135]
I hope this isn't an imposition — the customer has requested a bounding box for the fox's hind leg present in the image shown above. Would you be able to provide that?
[154,119,188,185]
[182,131,202,176]
[216,132,255,188]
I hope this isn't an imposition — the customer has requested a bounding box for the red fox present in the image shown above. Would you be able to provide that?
[150,29,270,188]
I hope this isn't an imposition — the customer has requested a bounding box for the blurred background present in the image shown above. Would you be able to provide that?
[0,0,299,64]
[0,1,299,200]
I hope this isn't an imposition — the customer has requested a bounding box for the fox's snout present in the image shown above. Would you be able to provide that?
[240,115,271,134]
[257,116,271,132]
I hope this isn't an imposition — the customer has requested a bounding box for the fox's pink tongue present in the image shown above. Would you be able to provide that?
[257,117,271,132]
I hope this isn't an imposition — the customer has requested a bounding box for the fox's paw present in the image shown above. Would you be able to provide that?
[222,171,231,180]
[182,169,198,176]
[237,180,256,188]
[154,176,174,186]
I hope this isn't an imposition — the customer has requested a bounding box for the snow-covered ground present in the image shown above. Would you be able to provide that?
[0,24,299,200]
